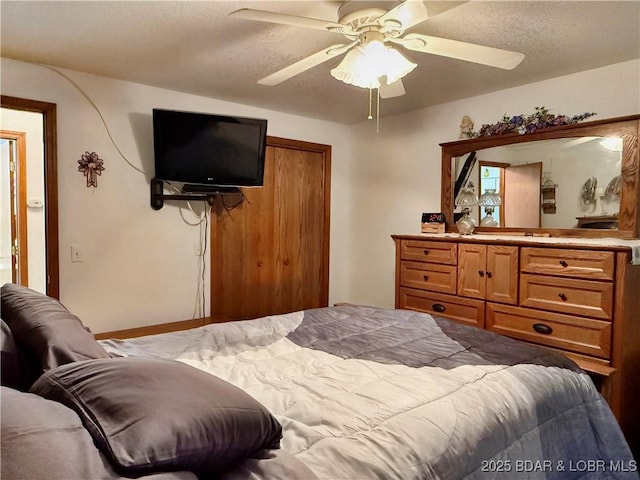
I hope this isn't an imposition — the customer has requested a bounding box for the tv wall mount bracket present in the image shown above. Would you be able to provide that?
[150,178,240,210]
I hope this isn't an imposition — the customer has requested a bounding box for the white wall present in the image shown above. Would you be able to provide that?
[2,57,639,331]
[347,59,640,308]
[0,58,352,333]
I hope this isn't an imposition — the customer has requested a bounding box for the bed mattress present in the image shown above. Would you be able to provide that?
[101,305,637,479]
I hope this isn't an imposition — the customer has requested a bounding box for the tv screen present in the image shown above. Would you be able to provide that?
[152,109,267,188]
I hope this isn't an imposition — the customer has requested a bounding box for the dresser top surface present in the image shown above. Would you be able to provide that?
[392,233,640,265]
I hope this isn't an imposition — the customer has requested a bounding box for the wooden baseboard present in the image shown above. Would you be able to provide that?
[94,315,230,340]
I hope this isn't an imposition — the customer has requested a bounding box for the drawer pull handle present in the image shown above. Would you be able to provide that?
[558,292,567,301]
[559,260,568,267]
[478,270,485,277]
[486,271,493,278]
[423,275,429,281]
[533,323,553,335]
[423,249,429,255]
[432,303,446,313]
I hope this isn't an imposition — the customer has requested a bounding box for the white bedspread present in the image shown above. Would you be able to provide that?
[101,306,636,480]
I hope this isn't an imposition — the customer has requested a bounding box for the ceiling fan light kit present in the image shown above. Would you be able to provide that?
[330,37,417,89]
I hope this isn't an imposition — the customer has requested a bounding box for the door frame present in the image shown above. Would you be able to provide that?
[1,95,59,298]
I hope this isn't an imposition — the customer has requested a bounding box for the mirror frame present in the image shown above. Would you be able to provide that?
[441,114,640,239]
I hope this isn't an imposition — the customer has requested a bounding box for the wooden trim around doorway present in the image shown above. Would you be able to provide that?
[1,95,59,298]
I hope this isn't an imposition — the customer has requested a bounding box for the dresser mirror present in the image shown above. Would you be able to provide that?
[440,115,640,238]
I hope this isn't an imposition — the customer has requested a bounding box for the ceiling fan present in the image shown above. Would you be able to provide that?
[229,0,525,98]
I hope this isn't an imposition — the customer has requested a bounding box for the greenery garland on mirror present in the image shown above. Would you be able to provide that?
[466,107,596,138]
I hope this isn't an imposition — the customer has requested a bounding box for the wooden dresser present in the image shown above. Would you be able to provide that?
[393,233,640,452]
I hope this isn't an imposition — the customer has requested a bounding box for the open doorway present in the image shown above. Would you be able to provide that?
[0,96,59,297]
[0,132,29,286]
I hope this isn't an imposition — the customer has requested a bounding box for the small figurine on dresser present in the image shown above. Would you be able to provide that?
[459,116,474,139]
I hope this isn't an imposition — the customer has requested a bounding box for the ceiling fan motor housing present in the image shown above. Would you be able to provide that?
[360,30,386,46]
[338,1,402,31]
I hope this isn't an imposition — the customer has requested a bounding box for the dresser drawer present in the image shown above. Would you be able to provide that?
[400,240,457,265]
[520,273,613,320]
[520,247,615,281]
[399,287,484,328]
[486,303,612,359]
[400,261,457,294]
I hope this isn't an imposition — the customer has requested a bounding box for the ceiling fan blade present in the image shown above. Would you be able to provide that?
[391,33,525,70]
[379,78,406,99]
[229,8,349,34]
[423,1,469,18]
[378,1,467,32]
[258,43,356,86]
[378,0,430,31]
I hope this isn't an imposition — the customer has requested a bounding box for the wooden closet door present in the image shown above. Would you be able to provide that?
[210,136,330,321]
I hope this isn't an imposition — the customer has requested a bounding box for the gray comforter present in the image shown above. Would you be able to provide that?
[101,305,637,479]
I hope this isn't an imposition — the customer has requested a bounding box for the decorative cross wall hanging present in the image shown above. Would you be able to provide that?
[77,151,105,187]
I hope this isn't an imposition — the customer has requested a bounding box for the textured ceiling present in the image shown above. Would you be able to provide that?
[1,1,639,124]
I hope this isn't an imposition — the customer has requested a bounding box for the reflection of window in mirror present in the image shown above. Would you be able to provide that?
[478,161,507,227]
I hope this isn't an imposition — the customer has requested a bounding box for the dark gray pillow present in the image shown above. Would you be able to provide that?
[0,320,23,389]
[0,283,110,385]
[1,386,197,480]
[30,357,282,476]
[1,385,124,479]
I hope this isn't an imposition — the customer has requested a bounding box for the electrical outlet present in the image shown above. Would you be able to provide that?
[70,245,83,262]
[194,242,202,256]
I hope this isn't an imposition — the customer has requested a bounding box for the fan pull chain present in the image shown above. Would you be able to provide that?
[366,88,381,132]
[376,87,380,133]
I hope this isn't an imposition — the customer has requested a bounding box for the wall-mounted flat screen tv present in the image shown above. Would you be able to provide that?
[153,109,268,188]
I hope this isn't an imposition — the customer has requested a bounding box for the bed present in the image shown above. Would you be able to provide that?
[1,283,637,479]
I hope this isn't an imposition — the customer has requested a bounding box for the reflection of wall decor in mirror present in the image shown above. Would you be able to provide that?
[454,183,479,235]
[602,175,622,216]
[576,175,623,229]
[440,114,640,239]
[580,176,598,212]
[605,175,622,197]
[541,176,557,214]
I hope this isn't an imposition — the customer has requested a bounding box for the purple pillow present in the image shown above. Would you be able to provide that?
[30,357,282,476]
